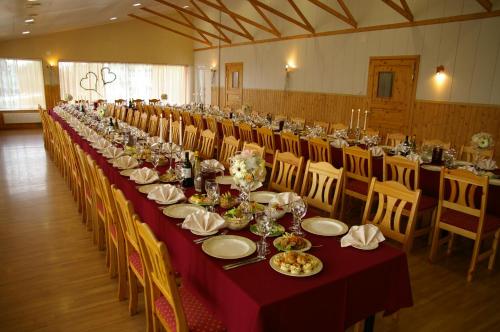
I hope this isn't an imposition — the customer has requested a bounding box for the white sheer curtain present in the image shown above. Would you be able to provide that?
[59,61,190,104]
[0,58,46,110]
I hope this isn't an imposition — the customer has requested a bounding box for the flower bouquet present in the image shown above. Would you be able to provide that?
[471,132,494,150]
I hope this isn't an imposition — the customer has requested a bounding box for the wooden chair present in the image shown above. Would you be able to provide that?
[111,186,151,321]
[206,116,220,153]
[171,121,180,145]
[242,142,265,158]
[300,161,343,217]
[422,139,451,149]
[181,111,192,126]
[119,106,127,122]
[429,168,500,282]
[147,114,159,136]
[115,98,125,106]
[158,117,168,142]
[219,136,240,170]
[222,119,236,138]
[290,117,305,130]
[135,220,225,332]
[385,133,405,147]
[85,155,107,250]
[125,108,134,124]
[182,125,198,151]
[308,138,332,163]
[172,109,181,121]
[459,145,494,162]
[340,146,373,219]
[132,110,141,127]
[75,147,95,231]
[328,122,348,135]
[362,179,421,253]
[238,123,254,143]
[280,132,302,157]
[149,98,160,105]
[198,129,216,159]
[313,121,329,132]
[192,114,205,130]
[138,111,149,131]
[364,128,379,137]
[268,151,305,193]
[257,127,276,167]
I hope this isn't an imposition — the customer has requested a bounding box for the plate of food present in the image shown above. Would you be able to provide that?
[250,223,285,237]
[188,194,212,206]
[159,171,179,183]
[273,233,311,252]
[219,192,238,209]
[270,251,323,277]
[223,207,252,230]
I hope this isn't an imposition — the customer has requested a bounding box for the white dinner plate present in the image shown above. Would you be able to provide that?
[269,252,323,277]
[301,217,348,236]
[162,204,205,219]
[454,160,473,167]
[138,184,160,194]
[421,164,441,172]
[202,235,256,259]
[249,191,278,204]
[119,169,136,177]
[215,176,235,185]
[273,236,311,252]
[352,241,379,251]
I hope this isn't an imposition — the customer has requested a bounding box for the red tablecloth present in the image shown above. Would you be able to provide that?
[52,110,413,332]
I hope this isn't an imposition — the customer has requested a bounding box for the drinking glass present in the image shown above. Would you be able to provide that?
[151,151,161,170]
[174,163,183,189]
[290,197,307,236]
[205,179,220,212]
[255,213,272,258]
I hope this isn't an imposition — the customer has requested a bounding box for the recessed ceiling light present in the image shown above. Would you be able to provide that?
[183,5,189,8]
[22,31,31,35]
[27,0,38,2]
[110,17,117,21]
[24,17,35,23]
[133,3,141,6]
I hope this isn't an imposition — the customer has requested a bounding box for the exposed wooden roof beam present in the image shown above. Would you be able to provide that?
[176,10,212,45]
[189,0,233,43]
[194,0,279,37]
[215,0,253,40]
[381,0,414,22]
[249,1,281,37]
[249,0,315,33]
[141,7,223,43]
[288,0,315,33]
[308,0,357,28]
[476,0,492,12]
[128,14,211,45]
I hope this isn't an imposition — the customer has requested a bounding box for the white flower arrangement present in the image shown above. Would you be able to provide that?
[471,132,494,150]
[96,105,106,119]
[65,93,73,102]
[229,150,266,189]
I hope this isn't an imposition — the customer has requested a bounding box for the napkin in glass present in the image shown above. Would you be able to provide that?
[147,184,185,204]
[331,138,349,148]
[182,210,226,234]
[201,159,225,171]
[477,158,497,170]
[130,167,159,184]
[341,224,385,249]
[112,156,139,170]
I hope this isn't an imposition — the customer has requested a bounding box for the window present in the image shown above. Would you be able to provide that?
[58,61,190,105]
[0,58,46,110]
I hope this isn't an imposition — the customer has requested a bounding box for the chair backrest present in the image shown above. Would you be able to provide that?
[269,151,304,193]
[364,128,379,137]
[126,108,134,124]
[459,145,494,162]
[383,155,419,190]
[238,123,254,143]
[222,119,236,137]
[181,112,192,126]
[385,133,405,147]
[138,111,149,131]
[206,116,219,136]
[111,186,140,254]
[158,117,168,142]
[198,129,216,159]
[172,109,181,121]
[422,139,451,150]
[219,135,240,169]
[148,114,159,136]
[132,110,141,127]
[342,146,373,184]
[308,138,332,163]
[135,218,188,331]
[274,114,287,122]
[242,142,265,158]
[328,122,348,135]
[300,161,343,217]
[149,98,160,105]
[119,107,127,122]
[257,127,276,155]
[362,179,421,252]
[290,117,305,129]
[183,125,198,151]
[192,114,205,130]
[280,132,302,157]
[96,168,123,245]
[171,121,180,145]
[313,121,329,132]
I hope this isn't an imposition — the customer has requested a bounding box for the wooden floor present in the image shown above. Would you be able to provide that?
[0,129,499,332]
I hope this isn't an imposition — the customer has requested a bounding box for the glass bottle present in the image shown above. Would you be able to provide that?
[182,151,194,188]
[193,152,202,192]
[400,135,410,156]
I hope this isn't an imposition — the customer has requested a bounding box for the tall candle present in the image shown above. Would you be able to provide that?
[169,113,172,143]
[356,109,360,129]
[179,118,183,147]
[363,110,368,130]
[159,113,164,143]
[349,109,354,129]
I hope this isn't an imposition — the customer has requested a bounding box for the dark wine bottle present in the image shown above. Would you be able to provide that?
[400,135,410,156]
[182,151,194,188]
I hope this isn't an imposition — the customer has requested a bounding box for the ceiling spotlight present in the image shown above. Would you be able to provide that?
[22,31,31,35]
[25,17,35,23]
[109,17,117,21]
[133,3,142,6]
[183,5,189,8]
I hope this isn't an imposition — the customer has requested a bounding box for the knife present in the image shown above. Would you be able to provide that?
[223,256,266,270]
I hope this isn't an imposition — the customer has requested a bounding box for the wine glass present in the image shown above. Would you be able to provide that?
[151,151,161,171]
[290,197,307,236]
[255,213,272,258]
[205,179,220,212]
[174,163,183,189]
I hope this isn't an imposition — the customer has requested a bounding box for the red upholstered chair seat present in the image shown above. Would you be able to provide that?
[128,250,144,277]
[345,179,369,196]
[264,153,274,165]
[404,194,437,211]
[440,209,500,234]
[154,286,225,332]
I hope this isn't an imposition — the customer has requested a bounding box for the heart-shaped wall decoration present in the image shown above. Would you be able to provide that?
[79,71,99,92]
[101,67,117,85]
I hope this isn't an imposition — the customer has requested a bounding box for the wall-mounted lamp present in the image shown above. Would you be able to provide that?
[210,65,217,73]
[435,65,445,84]
[285,64,295,74]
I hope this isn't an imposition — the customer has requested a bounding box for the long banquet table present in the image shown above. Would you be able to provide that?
[52,110,413,332]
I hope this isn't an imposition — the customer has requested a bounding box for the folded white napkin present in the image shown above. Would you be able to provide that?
[201,159,225,171]
[102,146,124,159]
[130,167,159,184]
[406,152,423,164]
[147,184,185,204]
[163,143,182,154]
[182,210,226,234]
[331,138,349,148]
[112,156,139,170]
[369,146,384,157]
[341,224,385,249]
[477,158,497,170]
[87,133,100,143]
[269,192,300,208]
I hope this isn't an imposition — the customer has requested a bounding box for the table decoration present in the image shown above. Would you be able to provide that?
[102,146,124,159]
[340,224,385,250]
[130,167,159,185]
[182,210,226,235]
[477,158,497,171]
[147,184,185,204]
[471,132,494,167]
[301,217,348,236]
[270,251,323,277]
[202,235,256,259]
[112,155,139,170]
[162,204,204,219]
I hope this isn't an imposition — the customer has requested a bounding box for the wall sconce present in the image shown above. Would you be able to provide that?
[285,64,295,74]
[435,65,445,84]
[210,65,217,73]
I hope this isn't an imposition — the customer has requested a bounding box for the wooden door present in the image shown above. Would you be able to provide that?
[366,56,419,135]
[225,62,243,109]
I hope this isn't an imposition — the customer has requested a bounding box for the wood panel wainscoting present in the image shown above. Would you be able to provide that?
[211,87,500,160]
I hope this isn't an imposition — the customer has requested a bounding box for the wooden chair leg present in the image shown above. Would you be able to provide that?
[128,269,139,315]
[488,230,500,271]
[340,192,347,220]
[429,224,441,262]
[468,237,482,282]
[446,233,455,256]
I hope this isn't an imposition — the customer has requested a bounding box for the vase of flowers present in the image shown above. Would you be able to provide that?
[471,132,494,167]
